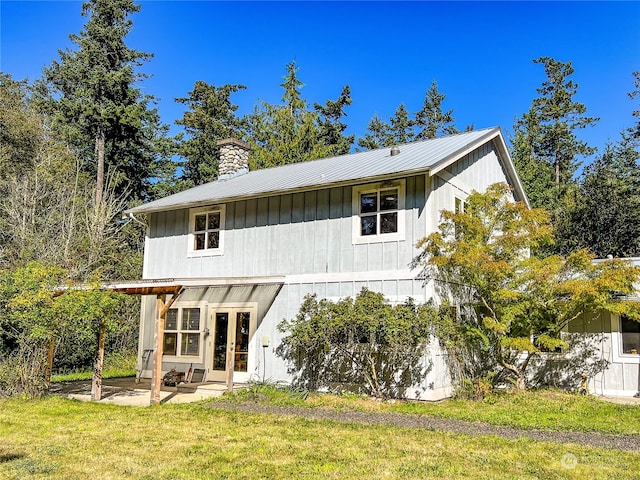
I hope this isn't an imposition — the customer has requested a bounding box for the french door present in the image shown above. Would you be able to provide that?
[209,307,255,382]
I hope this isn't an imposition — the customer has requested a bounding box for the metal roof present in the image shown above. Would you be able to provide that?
[128,127,522,214]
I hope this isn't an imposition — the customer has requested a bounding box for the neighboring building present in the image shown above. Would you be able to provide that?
[565,258,640,397]
[125,128,528,400]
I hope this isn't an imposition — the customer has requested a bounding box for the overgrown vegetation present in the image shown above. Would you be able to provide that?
[415,183,640,392]
[0,263,128,398]
[277,289,439,399]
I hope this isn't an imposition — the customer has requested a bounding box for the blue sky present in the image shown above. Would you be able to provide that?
[2,1,639,164]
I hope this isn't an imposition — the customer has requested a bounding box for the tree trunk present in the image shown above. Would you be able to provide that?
[44,338,55,390]
[91,319,106,401]
[95,125,105,205]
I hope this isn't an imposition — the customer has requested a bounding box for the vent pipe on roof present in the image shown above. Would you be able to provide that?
[217,138,250,180]
[390,146,400,156]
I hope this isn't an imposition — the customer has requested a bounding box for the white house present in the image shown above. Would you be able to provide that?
[124,127,528,401]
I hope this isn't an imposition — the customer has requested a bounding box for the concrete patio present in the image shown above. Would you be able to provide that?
[49,377,244,406]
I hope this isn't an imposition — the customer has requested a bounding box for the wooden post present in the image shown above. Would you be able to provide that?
[226,340,235,393]
[150,294,166,406]
[91,319,106,401]
[150,288,184,406]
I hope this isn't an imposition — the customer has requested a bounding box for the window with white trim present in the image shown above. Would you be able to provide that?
[621,315,640,355]
[163,307,203,358]
[189,206,225,256]
[352,181,405,244]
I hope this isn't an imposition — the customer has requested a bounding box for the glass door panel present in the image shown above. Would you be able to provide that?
[234,312,250,372]
[213,312,228,371]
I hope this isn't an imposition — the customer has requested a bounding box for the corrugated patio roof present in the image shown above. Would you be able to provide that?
[127,127,523,214]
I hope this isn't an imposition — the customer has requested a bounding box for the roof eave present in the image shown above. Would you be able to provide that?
[428,127,530,207]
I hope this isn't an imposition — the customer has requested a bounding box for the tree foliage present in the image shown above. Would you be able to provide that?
[36,0,171,202]
[416,183,640,390]
[555,135,640,257]
[245,61,341,169]
[415,80,458,140]
[357,80,458,150]
[175,81,247,186]
[277,289,438,399]
[0,74,142,395]
[512,57,599,210]
[0,262,125,397]
[629,71,640,142]
[314,85,355,155]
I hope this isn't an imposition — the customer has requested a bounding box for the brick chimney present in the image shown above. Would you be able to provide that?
[217,138,250,180]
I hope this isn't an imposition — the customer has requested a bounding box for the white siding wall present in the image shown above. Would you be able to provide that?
[569,310,640,396]
[145,175,428,279]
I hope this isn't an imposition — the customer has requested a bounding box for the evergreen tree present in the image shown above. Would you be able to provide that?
[388,103,415,145]
[280,60,306,118]
[415,80,457,139]
[314,85,354,155]
[175,81,247,185]
[246,62,333,169]
[357,114,392,150]
[513,57,598,210]
[555,135,640,257]
[36,0,169,202]
[628,71,640,142]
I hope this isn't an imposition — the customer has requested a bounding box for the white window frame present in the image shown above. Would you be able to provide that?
[188,205,225,257]
[619,314,640,356]
[611,314,640,365]
[352,180,405,245]
[163,303,207,362]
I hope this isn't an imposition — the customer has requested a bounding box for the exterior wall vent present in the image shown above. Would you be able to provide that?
[390,146,400,156]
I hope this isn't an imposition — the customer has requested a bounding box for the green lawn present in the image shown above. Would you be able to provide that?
[229,383,640,435]
[0,394,638,479]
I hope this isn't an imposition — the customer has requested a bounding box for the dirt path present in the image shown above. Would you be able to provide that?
[211,401,640,452]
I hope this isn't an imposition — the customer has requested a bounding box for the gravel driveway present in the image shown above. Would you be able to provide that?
[211,401,640,453]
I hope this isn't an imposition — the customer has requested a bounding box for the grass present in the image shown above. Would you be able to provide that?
[227,382,640,436]
[51,352,136,383]
[0,395,638,479]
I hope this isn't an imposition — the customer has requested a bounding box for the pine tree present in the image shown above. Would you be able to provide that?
[415,80,457,139]
[314,85,354,155]
[246,62,333,169]
[357,114,392,150]
[512,57,598,210]
[37,0,169,202]
[388,104,415,145]
[628,71,640,142]
[175,81,246,185]
[555,135,640,257]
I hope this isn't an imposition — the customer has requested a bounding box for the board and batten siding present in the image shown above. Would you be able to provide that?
[144,142,513,281]
[144,174,427,279]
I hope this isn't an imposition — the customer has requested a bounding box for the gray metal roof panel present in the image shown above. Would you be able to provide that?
[128,127,500,214]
